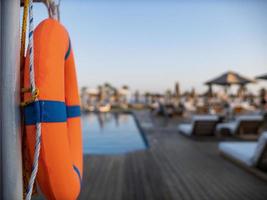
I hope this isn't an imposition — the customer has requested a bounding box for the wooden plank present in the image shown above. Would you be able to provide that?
[35,110,267,200]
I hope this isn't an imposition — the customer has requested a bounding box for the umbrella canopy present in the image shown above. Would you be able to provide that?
[256,74,267,80]
[205,71,253,86]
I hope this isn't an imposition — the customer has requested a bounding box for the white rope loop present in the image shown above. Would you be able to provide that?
[25,1,42,200]
[28,0,35,92]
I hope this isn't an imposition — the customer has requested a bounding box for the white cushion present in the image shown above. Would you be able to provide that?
[252,132,267,164]
[178,124,193,136]
[219,142,257,166]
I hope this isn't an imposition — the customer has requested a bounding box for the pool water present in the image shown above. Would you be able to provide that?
[82,113,148,155]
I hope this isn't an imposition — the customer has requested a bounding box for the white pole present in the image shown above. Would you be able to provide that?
[0,0,23,199]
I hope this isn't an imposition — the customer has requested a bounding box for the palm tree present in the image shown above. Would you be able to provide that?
[165,89,172,104]
[144,92,151,104]
[113,88,119,103]
[97,85,104,101]
[174,82,180,98]
[190,87,196,98]
[134,90,140,103]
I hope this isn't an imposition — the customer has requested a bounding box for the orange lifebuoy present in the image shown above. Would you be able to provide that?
[23,19,83,199]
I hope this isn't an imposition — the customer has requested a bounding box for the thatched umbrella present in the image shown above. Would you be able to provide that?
[205,71,254,95]
[256,74,267,80]
[205,71,253,86]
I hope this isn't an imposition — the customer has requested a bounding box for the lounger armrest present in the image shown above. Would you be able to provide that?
[216,122,237,135]
[252,132,267,165]
[178,124,193,136]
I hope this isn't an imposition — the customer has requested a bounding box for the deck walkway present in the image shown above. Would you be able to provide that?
[79,111,267,200]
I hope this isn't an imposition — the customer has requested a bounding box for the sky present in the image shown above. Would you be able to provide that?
[31,0,267,94]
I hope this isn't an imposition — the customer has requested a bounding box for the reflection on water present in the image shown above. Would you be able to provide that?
[82,113,148,155]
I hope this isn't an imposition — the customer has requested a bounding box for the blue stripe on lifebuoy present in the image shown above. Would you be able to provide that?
[67,106,81,118]
[24,100,81,125]
[65,38,71,60]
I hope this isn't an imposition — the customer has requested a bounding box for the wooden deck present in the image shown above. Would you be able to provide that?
[78,111,267,200]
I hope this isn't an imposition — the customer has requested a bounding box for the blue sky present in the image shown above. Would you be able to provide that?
[31,0,267,93]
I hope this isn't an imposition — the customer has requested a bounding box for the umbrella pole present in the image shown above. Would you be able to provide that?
[0,0,23,199]
[224,86,228,96]
[208,84,213,97]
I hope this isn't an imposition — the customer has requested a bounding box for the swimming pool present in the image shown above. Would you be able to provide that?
[82,113,148,155]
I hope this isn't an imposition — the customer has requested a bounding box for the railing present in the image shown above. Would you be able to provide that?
[0,0,23,199]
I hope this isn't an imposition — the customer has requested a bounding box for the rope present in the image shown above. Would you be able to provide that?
[20,0,29,66]
[20,1,30,199]
[25,1,42,200]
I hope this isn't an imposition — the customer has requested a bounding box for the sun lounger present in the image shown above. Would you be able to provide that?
[219,132,267,178]
[178,115,219,136]
[216,115,263,137]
